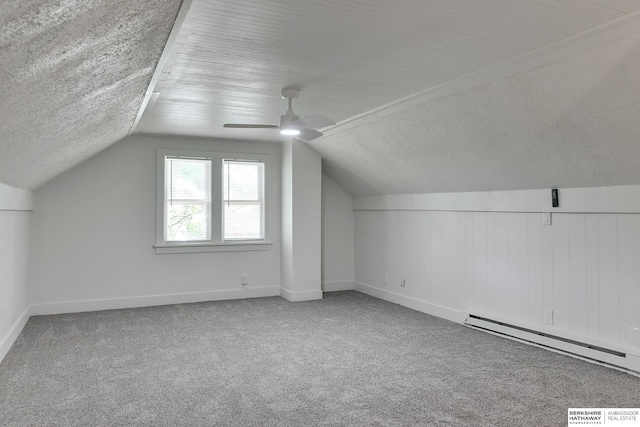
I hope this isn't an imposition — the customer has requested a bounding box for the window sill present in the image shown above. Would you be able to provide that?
[154,241,273,254]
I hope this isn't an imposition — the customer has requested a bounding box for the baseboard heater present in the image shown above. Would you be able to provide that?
[465,314,637,374]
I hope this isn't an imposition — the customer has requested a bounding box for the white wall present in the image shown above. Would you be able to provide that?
[29,135,282,314]
[354,185,640,358]
[280,139,323,301]
[0,183,32,362]
[281,137,294,297]
[321,173,354,291]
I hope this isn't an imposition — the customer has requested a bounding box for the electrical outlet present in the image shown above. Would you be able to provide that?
[630,327,640,346]
[544,309,554,325]
[400,278,406,287]
[542,212,552,226]
[241,274,248,286]
[384,273,388,284]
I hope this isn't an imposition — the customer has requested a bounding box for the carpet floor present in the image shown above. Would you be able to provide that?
[1,291,639,426]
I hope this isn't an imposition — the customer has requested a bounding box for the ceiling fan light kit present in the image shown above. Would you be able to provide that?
[223,88,335,141]
[280,128,301,136]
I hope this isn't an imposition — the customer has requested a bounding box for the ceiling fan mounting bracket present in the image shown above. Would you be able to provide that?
[281,88,300,99]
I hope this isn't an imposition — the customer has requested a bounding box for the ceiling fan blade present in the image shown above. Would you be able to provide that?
[294,114,335,129]
[223,124,279,129]
[299,128,323,141]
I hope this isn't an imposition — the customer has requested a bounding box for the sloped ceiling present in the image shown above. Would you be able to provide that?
[134,0,640,197]
[314,31,640,196]
[4,0,640,196]
[0,0,182,190]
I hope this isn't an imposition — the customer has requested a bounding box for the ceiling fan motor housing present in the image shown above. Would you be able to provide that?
[280,109,300,128]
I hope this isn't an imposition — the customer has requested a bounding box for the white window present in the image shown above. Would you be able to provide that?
[165,157,212,242]
[223,160,264,241]
[155,149,271,254]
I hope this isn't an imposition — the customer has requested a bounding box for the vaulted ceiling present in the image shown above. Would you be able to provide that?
[3,0,640,194]
[0,0,183,190]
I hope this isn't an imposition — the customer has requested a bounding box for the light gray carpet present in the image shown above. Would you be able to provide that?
[1,291,639,426]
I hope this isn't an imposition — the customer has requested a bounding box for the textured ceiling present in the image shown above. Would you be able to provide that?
[4,0,640,195]
[134,0,640,197]
[313,32,640,195]
[0,0,182,190]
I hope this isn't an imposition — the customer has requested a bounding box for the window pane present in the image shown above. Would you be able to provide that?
[165,157,211,242]
[167,203,209,241]
[224,202,261,240]
[223,160,264,240]
[166,158,210,200]
[224,162,259,200]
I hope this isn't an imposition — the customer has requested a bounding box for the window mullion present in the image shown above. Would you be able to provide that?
[210,155,223,243]
[259,162,265,239]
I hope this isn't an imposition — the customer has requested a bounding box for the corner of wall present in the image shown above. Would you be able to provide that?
[0,182,33,365]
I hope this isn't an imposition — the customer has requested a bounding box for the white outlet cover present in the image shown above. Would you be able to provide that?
[544,309,554,325]
[542,212,552,226]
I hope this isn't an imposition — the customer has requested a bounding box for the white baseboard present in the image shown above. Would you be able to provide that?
[353,281,465,324]
[280,288,323,302]
[323,281,355,292]
[30,286,281,316]
[0,306,30,364]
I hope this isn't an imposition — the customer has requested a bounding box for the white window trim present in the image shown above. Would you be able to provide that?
[223,159,265,241]
[155,149,273,254]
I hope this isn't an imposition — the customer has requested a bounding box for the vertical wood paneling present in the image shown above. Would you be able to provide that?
[471,212,488,315]
[567,214,588,338]
[597,214,619,348]
[442,212,462,309]
[402,211,422,297]
[508,213,529,324]
[432,211,445,305]
[494,213,510,320]
[425,211,439,301]
[527,213,544,326]
[585,214,601,342]
[355,209,640,353]
[382,212,396,287]
[412,212,428,297]
[542,215,554,327]
[465,212,474,315]
[552,214,570,333]
[457,212,471,313]
[487,212,496,315]
[457,212,467,312]
[616,215,640,353]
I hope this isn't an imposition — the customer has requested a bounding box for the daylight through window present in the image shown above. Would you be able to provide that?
[223,160,264,240]
[164,157,212,241]
[157,149,269,252]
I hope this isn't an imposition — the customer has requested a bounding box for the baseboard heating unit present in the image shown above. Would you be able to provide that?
[464,314,640,376]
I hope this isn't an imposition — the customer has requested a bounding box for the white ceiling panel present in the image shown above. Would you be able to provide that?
[135,0,638,140]
[5,0,640,194]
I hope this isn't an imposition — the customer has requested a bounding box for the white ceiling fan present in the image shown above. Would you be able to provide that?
[223,88,336,141]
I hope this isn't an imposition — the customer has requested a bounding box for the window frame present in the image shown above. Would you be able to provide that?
[222,159,265,242]
[164,156,212,242]
[155,149,272,254]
